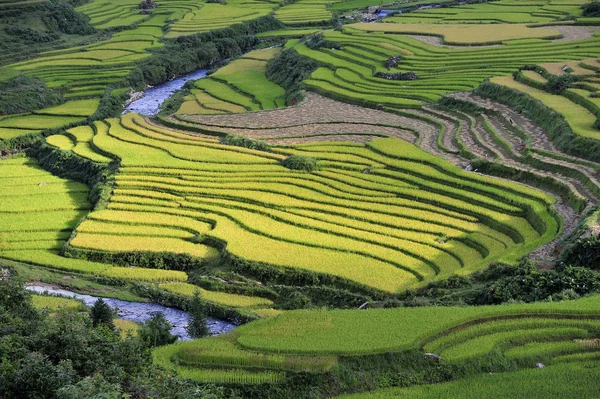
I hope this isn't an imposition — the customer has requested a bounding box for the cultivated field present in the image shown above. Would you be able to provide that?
[1,0,600,396]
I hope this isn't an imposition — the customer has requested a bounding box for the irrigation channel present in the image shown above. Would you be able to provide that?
[26,285,236,340]
[124,68,209,116]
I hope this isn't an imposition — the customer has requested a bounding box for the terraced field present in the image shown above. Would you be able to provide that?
[385,0,590,24]
[33,112,558,294]
[275,0,340,25]
[177,49,286,115]
[0,156,186,282]
[164,0,277,38]
[287,28,600,108]
[2,0,600,396]
[77,0,203,30]
[154,292,600,383]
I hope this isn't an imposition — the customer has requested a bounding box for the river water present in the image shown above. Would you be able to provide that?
[26,285,236,340]
[124,68,209,116]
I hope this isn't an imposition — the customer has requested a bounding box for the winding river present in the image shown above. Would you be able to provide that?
[26,285,236,340]
[124,68,209,116]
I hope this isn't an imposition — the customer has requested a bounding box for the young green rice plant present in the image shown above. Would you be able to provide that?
[335,363,600,399]
[233,294,600,355]
[155,335,337,373]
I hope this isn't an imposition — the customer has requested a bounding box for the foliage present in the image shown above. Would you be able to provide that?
[582,1,600,17]
[562,235,600,270]
[139,312,179,348]
[305,33,341,50]
[135,16,283,87]
[265,48,318,105]
[544,74,576,95]
[0,75,64,116]
[0,275,237,398]
[187,291,210,339]
[43,0,96,35]
[56,373,121,399]
[90,298,115,329]
[281,155,317,171]
[220,134,271,151]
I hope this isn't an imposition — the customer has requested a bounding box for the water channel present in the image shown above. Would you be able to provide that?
[26,285,236,340]
[124,68,209,116]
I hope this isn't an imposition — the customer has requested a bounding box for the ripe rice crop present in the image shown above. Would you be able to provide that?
[114,319,139,338]
[70,233,219,259]
[46,135,75,150]
[76,220,196,239]
[35,99,100,117]
[87,209,213,234]
[31,295,85,312]
[158,282,274,308]
[0,115,84,130]
[77,118,558,291]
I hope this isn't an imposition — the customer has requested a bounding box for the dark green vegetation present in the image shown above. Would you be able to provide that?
[0,0,97,66]
[0,275,229,399]
[0,75,64,115]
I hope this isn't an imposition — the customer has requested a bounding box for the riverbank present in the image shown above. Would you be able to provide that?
[27,283,236,340]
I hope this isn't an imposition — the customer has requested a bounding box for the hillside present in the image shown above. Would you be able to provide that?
[0,0,599,397]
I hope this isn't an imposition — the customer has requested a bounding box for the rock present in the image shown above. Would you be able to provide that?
[38,182,47,186]
[424,353,441,361]
[367,6,381,14]
[536,362,545,368]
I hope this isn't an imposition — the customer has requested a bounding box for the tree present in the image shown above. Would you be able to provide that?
[139,312,178,348]
[90,298,114,329]
[12,352,76,399]
[186,291,209,338]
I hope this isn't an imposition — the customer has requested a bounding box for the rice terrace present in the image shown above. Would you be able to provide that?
[1,0,600,397]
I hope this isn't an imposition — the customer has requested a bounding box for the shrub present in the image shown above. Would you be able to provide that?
[281,155,317,172]
[582,1,600,17]
[562,235,600,270]
[305,33,341,50]
[220,134,271,151]
[544,74,576,95]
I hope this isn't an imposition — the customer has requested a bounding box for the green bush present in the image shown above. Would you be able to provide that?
[562,235,600,270]
[582,1,600,17]
[470,260,600,304]
[281,155,317,171]
[220,134,271,151]
[544,74,576,95]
